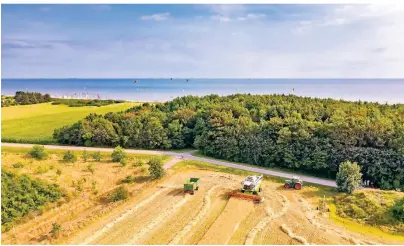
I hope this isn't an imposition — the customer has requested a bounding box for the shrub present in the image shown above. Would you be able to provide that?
[120,158,127,167]
[50,222,61,238]
[148,157,165,180]
[111,146,126,162]
[87,163,95,174]
[82,150,89,162]
[336,161,362,194]
[122,176,135,184]
[391,198,404,222]
[12,162,24,168]
[56,168,62,176]
[92,151,102,161]
[35,165,49,174]
[91,181,98,195]
[108,186,128,202]
[63,151,77,163]
[28,145,48,160]
[135,160,143,167]
[350,204,367,219]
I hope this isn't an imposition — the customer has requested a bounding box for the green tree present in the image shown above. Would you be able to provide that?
[111,146,126,162]
[336,161,362,194]
[148,157,165,180]
[28,145,48,160]
[63,151,77,163]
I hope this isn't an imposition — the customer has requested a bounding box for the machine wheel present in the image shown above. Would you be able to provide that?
[196,186,199,190]
[253,191,258,195]
[241,190,245,193]
[259,187,262,192]
[284,184,290,189]
[294,183,302,190]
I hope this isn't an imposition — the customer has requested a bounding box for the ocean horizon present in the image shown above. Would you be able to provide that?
[2,78,404,104]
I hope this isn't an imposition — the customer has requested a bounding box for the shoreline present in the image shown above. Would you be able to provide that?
[2,92,403,105]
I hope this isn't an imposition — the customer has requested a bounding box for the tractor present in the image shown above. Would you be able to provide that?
[284,176,303,190]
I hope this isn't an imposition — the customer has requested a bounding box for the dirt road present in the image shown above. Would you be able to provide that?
[1,143,337,187]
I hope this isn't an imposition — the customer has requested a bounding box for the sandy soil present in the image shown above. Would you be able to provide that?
[2,161,404,245]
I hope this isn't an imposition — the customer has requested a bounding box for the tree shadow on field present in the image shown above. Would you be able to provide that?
[134,175,151,184]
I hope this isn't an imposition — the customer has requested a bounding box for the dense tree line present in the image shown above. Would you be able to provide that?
[13,91,52,105]
[1,169,65,232]
[52,98,124,107]
[54,94,404,190]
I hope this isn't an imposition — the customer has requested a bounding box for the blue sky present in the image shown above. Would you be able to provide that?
[2,4,404,78]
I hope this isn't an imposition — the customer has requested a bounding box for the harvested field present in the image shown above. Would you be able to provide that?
[2,158,404,245]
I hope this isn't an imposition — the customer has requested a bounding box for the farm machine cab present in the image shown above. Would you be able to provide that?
[229,175,264,203]
[284,176,303,190]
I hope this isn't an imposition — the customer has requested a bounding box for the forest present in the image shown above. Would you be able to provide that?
[1,169,65,232]
[1,91,52,107]
[53,94,404,190]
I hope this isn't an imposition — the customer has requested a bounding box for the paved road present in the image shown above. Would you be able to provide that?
[2,143,337,187]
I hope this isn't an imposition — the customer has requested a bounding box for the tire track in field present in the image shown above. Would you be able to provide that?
[245,191,290,245]
[125,195,191,245]
[79,188,168,245]
[169,185,219,245]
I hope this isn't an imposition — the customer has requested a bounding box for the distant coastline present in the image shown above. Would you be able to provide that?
[2,78,404,104]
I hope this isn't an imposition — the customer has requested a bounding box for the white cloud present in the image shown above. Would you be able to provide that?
[140,12,170,21]
[2,4,404,78]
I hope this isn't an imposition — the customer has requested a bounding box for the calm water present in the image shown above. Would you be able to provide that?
[1,79,404,103]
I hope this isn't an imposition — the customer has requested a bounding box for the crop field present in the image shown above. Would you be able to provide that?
[2,148,403,245]
[1,102,137,143]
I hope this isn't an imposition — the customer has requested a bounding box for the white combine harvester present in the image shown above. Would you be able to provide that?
[228,175,264,203]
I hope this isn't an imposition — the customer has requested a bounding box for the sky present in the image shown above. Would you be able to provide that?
[1,4,404,78]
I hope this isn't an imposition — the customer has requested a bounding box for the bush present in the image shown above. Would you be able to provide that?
[82,150,89,162]
[28,145,48,160]
[135,160,143,167]
[111,146,126,162]
[350,204,367,219]
[35,165,49,174]
[391,198,404,222]
[87,163,95,174]
[120,158,127,167]
[56,168,62,176]
[92,151,102,161]
[108,186,128,202]
[63,150,77,163]
[50,222,61,238]
[122,176,135,184]
[336,161,362,194]
[148,157,165,180]
[12,162,24,168]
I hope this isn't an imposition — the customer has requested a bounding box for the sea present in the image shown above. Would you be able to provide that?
[1,79,404,104]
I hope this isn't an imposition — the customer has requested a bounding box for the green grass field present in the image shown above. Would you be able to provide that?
[1,102,137,143]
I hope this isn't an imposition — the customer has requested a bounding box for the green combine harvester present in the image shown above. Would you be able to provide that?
[184,177,200,195]
[229,175,264,203]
